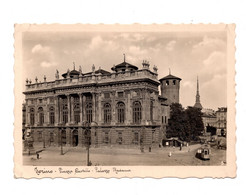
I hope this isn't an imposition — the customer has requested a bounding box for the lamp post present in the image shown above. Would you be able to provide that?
[60,129,64,155]
[43,131,46,148]
[83,121,91,166]
[82,121,98,166]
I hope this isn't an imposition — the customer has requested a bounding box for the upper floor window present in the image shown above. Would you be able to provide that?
[150,101,154,121]
[116,102,125,123]
[73,96,80,124]
[38,107,44,125]
[39,99,43,104]
[118,92,124,98]
[133,101,142,124]
[49,97,54,103]
[30,108,35,125]
[86,103,93,123]
[49,106,55,125]
[103,103,111,124]
[61,98,68,124]
[104,93,110,99]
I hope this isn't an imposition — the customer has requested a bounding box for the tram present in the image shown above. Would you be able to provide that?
[196,144,211,160]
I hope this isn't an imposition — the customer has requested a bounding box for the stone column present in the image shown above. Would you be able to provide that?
[71,96,74,124]
[111,91,116,125]
[79,94,83,124]
[141,89,147,125]
[26,107,30,126]
[126,90,131,125]
[55,96,59,125]
[44,102,48,126]
[66,128,70,147]
[82,95,86,122]
[59,97,63,124]
[92,93,96,122]
[98,93,102,125]
[67,95,71,124]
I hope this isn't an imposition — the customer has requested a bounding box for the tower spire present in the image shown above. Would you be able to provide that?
[73,62,75,70]
[123,53,125,62]
[194,76,202,109]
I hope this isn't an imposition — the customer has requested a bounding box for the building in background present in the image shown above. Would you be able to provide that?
[216,107,227,136]
[201,108,217,135]
[22,57,181,148]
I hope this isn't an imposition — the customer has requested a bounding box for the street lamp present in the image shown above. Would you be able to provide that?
[60,129,64,155]
[83,121,91,166]
[43,131,46,148]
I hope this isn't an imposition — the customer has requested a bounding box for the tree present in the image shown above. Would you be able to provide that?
[167,104,204,142]
[185,106,204,141]
[206,125,217,136]
[166,103,187,140]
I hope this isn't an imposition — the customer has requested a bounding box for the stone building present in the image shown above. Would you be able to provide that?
[216,107,227,136]
[22,58,181,148]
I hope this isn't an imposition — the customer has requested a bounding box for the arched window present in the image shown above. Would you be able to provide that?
[116,102,125,123]
[30,108,35,126]
[103,103,111,124]
[38,107,44,126]
[62,98,68,124]
[73,96,80,124]
[49,106,55,124]
[133,101,142,124]
[86,103,93,123]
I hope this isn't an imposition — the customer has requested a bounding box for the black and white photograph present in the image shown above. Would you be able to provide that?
[14,24,236,178]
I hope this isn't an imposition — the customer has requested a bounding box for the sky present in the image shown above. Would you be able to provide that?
[22,30,227,110]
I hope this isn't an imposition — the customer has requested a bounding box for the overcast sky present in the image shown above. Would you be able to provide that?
[22,30,227,110]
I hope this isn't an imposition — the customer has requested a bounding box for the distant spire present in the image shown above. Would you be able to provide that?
[73,62,75,70]
[194,76,202,109]
[197,76,199,95]
[169,68,171,75]
[123,53,125,62]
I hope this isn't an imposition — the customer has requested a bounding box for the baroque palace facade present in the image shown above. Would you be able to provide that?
[22,58,181,148]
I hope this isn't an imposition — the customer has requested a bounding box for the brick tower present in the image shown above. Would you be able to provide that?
[159,70,181,105]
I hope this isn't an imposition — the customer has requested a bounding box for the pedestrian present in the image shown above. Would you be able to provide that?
[168,152,172,157]
[36,152,40,159]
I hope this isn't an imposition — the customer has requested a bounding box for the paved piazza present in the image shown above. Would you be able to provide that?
[23,144,226,166]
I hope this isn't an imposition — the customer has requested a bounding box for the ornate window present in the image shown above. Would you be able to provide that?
[73,97,80,124]
[50,132,54,142]
[133,132,139,145]
[133,101,142,124]
[61,98,68,124]
[49,97,54,103]
[38,107,44,126]
[38,131,42,142]
[104,132,109,144]
[104,93,110,99]
[86,103,93,123]
[117,91,124,98]
[61,130,66,145]
[49,106,55,124]
[117,132,123,144]
[30,108,35,126]
[116,102,125,123]
[103,103,111,124]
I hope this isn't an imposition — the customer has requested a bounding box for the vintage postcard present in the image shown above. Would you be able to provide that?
[14,24,236,178]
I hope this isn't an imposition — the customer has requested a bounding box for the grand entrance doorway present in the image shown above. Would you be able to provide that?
[72,130,78,147]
